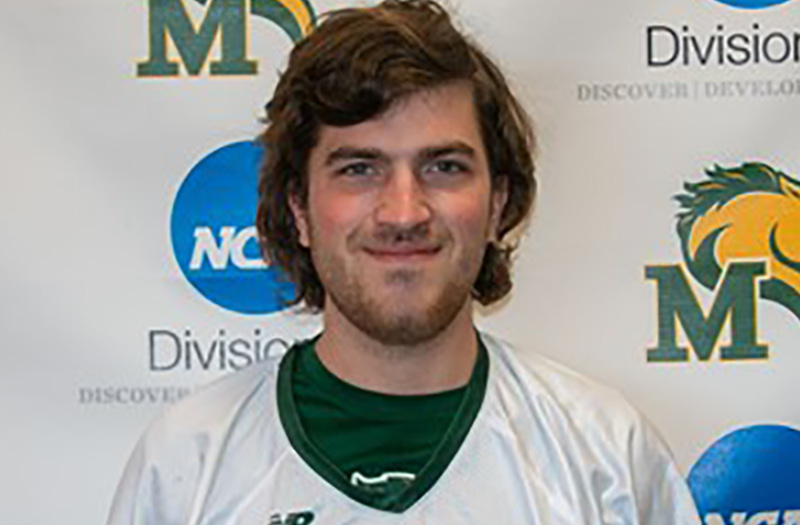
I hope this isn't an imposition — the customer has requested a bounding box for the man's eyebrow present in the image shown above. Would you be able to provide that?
[419,141,476,161]
[324,142,477,166]
[325,147,387,165]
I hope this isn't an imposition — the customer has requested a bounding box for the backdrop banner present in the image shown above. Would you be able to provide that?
[2,0,799,522]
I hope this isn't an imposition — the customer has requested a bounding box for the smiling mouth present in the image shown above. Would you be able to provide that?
[362,245,442,262]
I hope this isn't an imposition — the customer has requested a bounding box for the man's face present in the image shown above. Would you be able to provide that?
[292,82,507,346]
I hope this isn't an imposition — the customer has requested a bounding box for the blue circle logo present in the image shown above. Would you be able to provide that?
[712,0,792,8]
[170,141,294,315]
[688,425,800,523]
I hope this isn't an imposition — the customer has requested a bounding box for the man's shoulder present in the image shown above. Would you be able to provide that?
[480,331,644,440]
[138,349,285,454]
[477,332,700,523]
[107,348,294,522]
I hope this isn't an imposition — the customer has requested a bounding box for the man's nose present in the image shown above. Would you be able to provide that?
[374,167,432,227]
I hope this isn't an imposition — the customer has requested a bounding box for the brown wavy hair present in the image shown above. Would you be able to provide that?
[256,0,536,310]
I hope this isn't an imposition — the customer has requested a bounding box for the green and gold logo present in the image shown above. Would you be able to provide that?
[646,162,800,362]
[139,0,316,77]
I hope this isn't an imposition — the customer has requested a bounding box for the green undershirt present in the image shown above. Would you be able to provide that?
[278,335,489,511]
[291,340,467,500]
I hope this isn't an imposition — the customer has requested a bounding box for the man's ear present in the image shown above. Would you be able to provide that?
[490,177,509,241]
[289,193,310,248]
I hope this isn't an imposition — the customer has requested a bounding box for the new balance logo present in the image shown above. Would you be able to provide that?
[267,510,315,525]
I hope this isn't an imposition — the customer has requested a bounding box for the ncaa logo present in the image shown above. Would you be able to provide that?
[688,425,800,524]
[712,0,793,8]
[170,141,294,314]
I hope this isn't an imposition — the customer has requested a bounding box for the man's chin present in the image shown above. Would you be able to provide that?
[381,267,430,287]
[355,294,469,347]
[357,315,445,347]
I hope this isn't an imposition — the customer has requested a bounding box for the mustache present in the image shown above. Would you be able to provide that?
[354,222,443,251]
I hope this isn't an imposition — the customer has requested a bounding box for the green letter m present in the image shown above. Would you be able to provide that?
[645,262,768,362]
[138,0,256,76]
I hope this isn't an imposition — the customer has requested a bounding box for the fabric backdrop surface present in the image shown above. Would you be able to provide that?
[2,0,799,522]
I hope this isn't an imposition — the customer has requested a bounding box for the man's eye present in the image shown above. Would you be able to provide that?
[339,162,375,177]
[429,159,468,174]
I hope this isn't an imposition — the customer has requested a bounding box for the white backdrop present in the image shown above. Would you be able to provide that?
[2,0,800,522]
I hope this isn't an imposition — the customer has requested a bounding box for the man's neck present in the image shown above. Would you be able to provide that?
[315,301,478,395]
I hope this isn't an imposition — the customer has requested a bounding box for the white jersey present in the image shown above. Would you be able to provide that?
[108,333,700,524]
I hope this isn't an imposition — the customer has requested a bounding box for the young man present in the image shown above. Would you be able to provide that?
[109,1,700,523]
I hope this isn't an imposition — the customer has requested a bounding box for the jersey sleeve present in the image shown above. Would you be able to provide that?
[106,417,206,525]
[106,359,280,525]
[623,415,701,525]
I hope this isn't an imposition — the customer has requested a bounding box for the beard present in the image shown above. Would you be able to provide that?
[326,266,473,347]
[311,222,483,347]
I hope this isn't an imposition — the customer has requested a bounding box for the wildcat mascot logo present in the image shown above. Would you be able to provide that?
[646,162,800,362]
